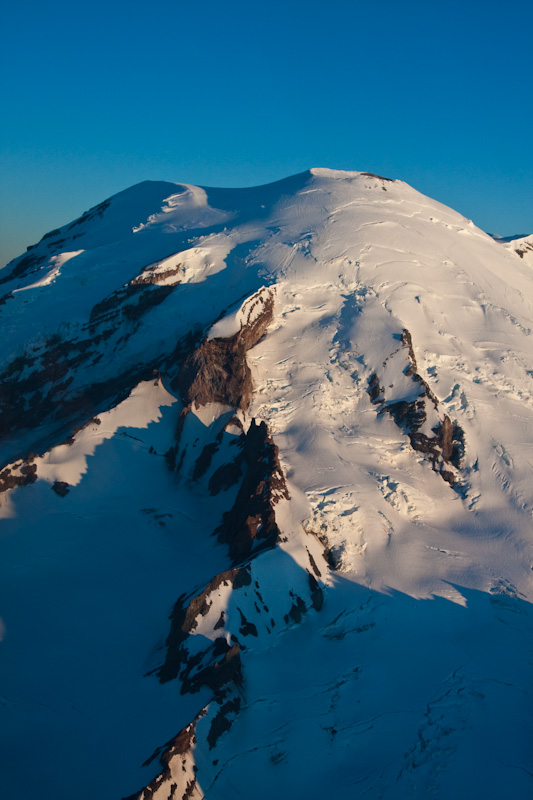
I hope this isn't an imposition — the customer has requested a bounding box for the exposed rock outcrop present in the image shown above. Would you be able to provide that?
[359,172,395,183]
[177,288,274,411]
[206,690,241,750]
[214,418,289,563]
[130,261,183,286]
[123,710,205,800]
[0,459,37,493]
[0,320,199,471]
[0,251,47,286]
[169,288,288,561]
[368,329,465,485]
[51,480,70,497]
[160,566,251,687]
[129,287,327,799]
[89,283,175,327]
[0,346,153,466]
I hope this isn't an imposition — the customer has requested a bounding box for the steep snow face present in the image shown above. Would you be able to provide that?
[1,170,532,800]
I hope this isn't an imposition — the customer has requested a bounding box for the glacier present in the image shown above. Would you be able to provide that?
[0,168,532,799]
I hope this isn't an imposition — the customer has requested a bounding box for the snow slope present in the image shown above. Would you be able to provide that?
[0,169,532,800]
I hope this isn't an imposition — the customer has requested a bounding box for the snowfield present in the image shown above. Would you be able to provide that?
[0,168,532,800]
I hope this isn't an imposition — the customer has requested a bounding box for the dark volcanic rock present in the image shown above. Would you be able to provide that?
[0,292,14,307]
[51,480,70,497]
[359,172,395,183]
[130,261,182,285]
[386,398,428,433]
[177,289,274,410]
[0,252,47,286]
[0,460,37,493]
[192,442,220,481]
[238,608,258,637]
[90,283,175,327]
[215,418,289,564]
[308,572,324,611]
[183,639,243,695]
[207,694,241,750]
[284,594,307,625]
[159,566,251,685]
[0,320,200,471]
[368,328,465,485]
[124,710,206,800]
[208,458,243,495]
[367,373,384,404]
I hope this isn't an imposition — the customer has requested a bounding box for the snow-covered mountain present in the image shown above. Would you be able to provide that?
[1,168,532,800]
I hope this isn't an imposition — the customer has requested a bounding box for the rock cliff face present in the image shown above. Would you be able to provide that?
[123,712,206,800]
[177,288,274,411]
[213,418,289,563]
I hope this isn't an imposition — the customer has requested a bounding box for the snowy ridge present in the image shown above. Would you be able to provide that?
[0,169,532,800]
[503,233,533,267]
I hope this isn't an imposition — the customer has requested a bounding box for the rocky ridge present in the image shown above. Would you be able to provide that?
[126,288,326,800]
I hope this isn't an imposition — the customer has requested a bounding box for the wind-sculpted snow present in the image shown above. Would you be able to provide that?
[0,169,532,800]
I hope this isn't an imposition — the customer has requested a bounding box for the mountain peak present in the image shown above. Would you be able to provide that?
[309,165,396,182]
[1,171,532,800]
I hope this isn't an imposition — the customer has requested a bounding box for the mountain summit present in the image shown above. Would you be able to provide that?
[1,170,532,800]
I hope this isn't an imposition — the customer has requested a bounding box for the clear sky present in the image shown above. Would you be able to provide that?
[1,0,532,267]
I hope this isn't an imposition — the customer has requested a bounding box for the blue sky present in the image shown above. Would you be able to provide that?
[1,0,532,266]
